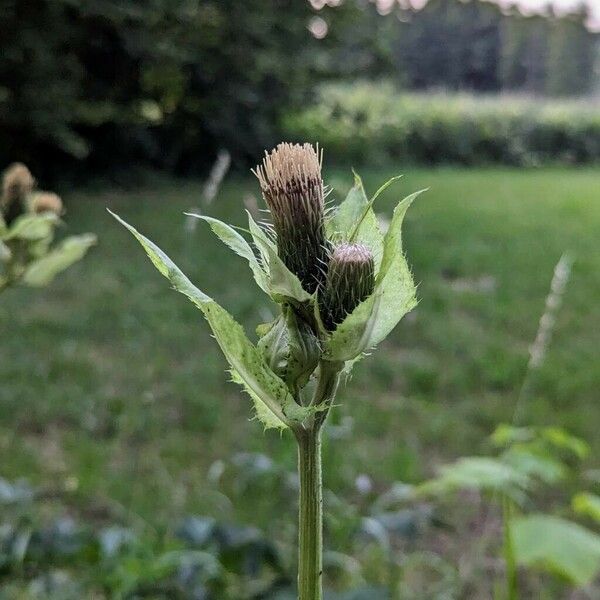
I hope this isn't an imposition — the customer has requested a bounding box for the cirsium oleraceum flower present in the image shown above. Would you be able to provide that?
[253,143,328,294]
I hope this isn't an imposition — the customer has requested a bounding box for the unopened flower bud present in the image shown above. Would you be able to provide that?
[254,143,327,294]
[319,243,375,331]
[1,163,35,225]
[31,192,64,216]
[258,309,320,392]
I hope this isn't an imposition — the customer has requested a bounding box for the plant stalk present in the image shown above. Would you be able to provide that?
[297,427,323,600]
[295,360,342,600]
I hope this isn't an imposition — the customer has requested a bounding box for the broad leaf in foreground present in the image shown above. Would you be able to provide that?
[511,514,600,586]
[109,210,310,430]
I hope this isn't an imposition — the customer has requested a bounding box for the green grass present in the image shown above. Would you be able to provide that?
[1,166,599,591]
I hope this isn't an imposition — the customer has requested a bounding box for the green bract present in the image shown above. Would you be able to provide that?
[111,168,421,428]
[109,210,316,431]
[323,184,425,362]
[257,308,321,393]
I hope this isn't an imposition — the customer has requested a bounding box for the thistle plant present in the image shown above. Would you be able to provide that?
[0,163,96,293]
[318,242,375,331]
[111,143,424,599]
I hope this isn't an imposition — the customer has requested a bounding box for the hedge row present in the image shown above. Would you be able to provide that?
[282,82,600,166]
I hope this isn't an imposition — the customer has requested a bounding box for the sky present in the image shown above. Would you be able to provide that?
[390,0,600,29]
[501,0,600,29]
[312,0,600,29]
[411,0,598,17]
[517,0,596,12]
[505,0,599,20]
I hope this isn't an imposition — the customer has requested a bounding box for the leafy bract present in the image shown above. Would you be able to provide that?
[324,190,424,362]
[329,173,384,271]
[2,213,59,241]
[109,210,310,430]
[511,514,600,585]
[246,211,311,303]
[376,189,425,284]
[185,213,270,295]
[22,234,97,287]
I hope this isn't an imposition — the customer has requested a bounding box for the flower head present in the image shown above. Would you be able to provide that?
[254,143,327,294]
[1,162,35,225]
[31,192,64,216]
[319,243,375,331]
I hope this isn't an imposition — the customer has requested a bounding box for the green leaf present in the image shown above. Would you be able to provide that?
[109,210,310,430]
[490,424,535,447]
[324,190,423,361]
[3,213,59,241]
[246,211,311,303]
[21,234,96,287]
[186,213,270,295]
[572,493,600,525]
[377,189,425,284]
[542,427,589,460]
[501,447,565,484]
[512,514,600,585]
[418,457,530,498]
[329,172,384,271]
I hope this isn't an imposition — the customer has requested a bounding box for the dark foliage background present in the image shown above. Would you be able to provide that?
[0,0,597,176]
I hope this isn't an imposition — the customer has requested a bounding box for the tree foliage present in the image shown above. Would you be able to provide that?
[0,0,349,174]
[0,0,597,174]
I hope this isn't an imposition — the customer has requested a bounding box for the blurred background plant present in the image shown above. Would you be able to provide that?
[0,163,96,294]
[1,0,600,598]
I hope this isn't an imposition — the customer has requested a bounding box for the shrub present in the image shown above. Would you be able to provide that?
[282,82,600,166]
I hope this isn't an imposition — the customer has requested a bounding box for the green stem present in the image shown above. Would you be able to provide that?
[297,427,323,600]
[295,361,342,600]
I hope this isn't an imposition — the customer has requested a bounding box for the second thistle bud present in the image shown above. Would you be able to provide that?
[319,243,375,331]
[254,143,327,294]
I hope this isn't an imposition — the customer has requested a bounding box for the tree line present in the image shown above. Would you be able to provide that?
[379,0,597,95]
[0,0,597,176]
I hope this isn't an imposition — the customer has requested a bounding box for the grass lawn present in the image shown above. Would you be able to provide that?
[1,166,599,593]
